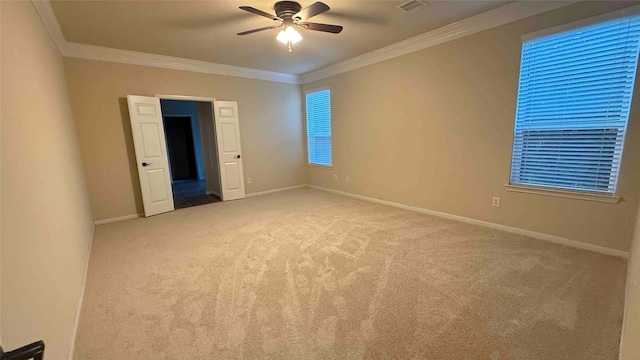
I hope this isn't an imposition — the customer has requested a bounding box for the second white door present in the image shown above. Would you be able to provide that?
[214,101,246,201]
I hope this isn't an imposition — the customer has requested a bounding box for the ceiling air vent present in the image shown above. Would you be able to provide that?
[397,0,428,13]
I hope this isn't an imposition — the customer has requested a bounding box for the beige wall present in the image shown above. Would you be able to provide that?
[621,199,640,359]
[1,2,94,358]
[64,59,306,221]
[303,1,640,252]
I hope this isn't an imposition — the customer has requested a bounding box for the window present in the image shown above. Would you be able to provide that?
[509,14,640,195]
[306,89,332,166]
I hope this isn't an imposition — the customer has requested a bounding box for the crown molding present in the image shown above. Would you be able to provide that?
[32,0,579,86]
[298,1,580,84]
[31,0,300,84]
[32,0,67,54]
[62,42,300,84]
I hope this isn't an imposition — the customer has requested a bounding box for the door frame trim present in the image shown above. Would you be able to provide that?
[154,94,224,200]
[155,94,216,102]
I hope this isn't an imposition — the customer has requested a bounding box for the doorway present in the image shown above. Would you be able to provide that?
[127,95,246,217]
[160,99,221,209]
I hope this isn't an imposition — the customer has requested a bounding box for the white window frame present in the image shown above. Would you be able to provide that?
[505,6,640,204]
[305,86,333,168]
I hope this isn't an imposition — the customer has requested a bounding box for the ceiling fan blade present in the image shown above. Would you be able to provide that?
[294,2,330,21]
[237,26,279,35]
[239,6,279,21]
[298,22,343,34]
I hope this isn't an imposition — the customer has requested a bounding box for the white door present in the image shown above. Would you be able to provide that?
[214,101,246,201]
[127,95,175,216]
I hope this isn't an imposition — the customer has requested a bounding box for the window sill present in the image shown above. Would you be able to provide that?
[307,163,332,169]
[505,184,620,204]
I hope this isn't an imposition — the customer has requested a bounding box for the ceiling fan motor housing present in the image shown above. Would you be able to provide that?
[275,1,303,24]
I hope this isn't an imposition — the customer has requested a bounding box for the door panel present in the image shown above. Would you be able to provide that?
[136,103,157,115]
[214,101,245,201]
[225,162,241,190]
[221,123,237,152]
[127,95,175,216]
[220,106,235,117]
[141,124,162,157]
[148,169,170,203]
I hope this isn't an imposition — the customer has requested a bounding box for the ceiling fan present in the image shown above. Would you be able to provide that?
[237,1,343,52]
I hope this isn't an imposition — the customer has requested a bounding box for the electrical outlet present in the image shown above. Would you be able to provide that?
[247,177,252,184]
[345,176,350,182]
[492,197,500,207]
[334,174,338,181]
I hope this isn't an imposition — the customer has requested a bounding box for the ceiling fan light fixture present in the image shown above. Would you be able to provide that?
[239,2,341,52]
[276,26,302,45]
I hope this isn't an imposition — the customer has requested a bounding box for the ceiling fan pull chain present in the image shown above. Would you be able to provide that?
[288,41,293,52]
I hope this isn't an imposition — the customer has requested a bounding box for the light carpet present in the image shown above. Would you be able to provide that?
[74,188,627,359]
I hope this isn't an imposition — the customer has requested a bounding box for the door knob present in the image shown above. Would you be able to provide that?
[142,162,152,167]
[235,155,241,159]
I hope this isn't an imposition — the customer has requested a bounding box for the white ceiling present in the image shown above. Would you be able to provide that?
[50,0,511,75]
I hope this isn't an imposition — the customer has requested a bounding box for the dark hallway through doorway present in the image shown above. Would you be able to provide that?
[164,116,198,181]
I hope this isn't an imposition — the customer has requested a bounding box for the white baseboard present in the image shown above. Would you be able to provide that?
[69,223,95,359]
[246,184,307,198]
[307,185,629,259]
[206,190,220,197]
[94,213,143,225]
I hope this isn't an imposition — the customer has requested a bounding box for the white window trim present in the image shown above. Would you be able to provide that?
[307,163,333,169]
[304,86,331,95]
[507,6,640,202]
[305,86,333,168]
[505,184,620,204]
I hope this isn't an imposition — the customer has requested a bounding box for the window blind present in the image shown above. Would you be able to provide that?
[306,89,332,166]
[510,15,640,194]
